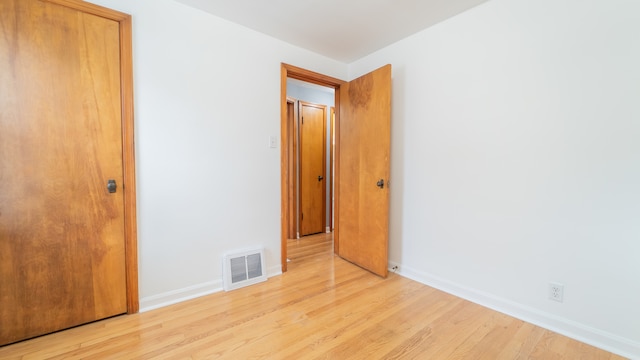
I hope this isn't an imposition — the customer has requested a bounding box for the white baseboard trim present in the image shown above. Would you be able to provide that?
[388,261,640,359]
[139,280,223,312]
[267,264,282,278]
[139,265,283,313]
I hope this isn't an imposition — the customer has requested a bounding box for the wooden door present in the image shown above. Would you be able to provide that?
[299,101,327,236]
[336,65,392,277]
[0,0,134,345]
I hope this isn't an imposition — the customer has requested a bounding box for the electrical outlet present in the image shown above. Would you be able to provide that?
[549,283,564,302]
[391,265,398,272]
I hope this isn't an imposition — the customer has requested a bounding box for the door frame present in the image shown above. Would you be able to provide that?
[286,97,298,239]
[330,106,335,231]
[47,0,139,312]
[280,63,344,272]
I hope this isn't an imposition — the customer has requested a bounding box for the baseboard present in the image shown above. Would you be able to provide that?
[388,261,640,359]
[267,264,283,278]
[139,265,283,313]
[139,280,223,312]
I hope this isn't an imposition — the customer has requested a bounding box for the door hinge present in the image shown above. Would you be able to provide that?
[301,116,304,124]
[301,212,303,220]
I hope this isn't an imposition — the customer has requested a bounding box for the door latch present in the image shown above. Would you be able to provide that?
[376,179,384,189]
[318,175,324,181]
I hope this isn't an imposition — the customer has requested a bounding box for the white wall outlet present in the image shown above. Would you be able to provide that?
[549,282,564,302]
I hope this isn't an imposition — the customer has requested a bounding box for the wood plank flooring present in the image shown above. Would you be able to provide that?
[0,233,626,359]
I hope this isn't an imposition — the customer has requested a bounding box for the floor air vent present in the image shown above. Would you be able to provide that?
[223,248,267,291]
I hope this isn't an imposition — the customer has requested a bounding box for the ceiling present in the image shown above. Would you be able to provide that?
[173,0,489,63]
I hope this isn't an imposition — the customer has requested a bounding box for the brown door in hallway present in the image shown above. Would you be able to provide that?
[299,101,327,236]
[0,0,136,345]
[336,64,392,277]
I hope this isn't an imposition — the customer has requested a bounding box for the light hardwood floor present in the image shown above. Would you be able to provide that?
[0,233,625,359]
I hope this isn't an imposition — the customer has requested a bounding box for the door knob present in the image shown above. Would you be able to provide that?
[107,179,117,193]
[318,175,324,181]
[376,179,384,189]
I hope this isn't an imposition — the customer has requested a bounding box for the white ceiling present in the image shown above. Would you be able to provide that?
[173,0,489,63]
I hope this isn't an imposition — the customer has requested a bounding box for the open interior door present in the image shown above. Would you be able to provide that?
[336,64,392,277]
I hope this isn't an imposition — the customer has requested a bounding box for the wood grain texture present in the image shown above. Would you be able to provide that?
[338,64,392,278]
[282,63,345,89]
[330,106,335,231]
[299,101,327,236]
[0,0,137,344]
[48,0,139,315]
[286,98,297,239]
[0,233,626,359]
[44,0,129,20]
[116,3,139,315]
[280,64,291,272]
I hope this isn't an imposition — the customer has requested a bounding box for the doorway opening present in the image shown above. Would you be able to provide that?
[280,64,344,272]
[288,83,333,238]
[281,63,392,277]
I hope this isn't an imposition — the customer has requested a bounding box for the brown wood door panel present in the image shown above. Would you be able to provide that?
[337,65,392,277]
[299,101,327,236]
[0,0,130,345]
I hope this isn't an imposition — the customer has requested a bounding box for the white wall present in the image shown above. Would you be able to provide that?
[78,0,639,356]
[89,0,347,310]
[349,0,640,357]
